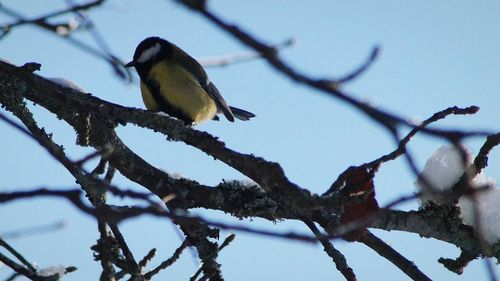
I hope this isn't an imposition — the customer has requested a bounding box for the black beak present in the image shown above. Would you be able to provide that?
[125,61,135,68]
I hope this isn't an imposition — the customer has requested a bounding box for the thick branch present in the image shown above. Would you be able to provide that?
[371,208,500,261]
[0,60,342,217]
[1,61,499,275]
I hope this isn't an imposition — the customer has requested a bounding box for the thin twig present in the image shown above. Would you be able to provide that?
[143,240,189,280]
[324,105,478,197]
[474,133,500,174]
[334,45,380,84]
[199,38,295,67]
[0,238,36,272]
[359,232,432,281]
[181,2,491,141]
[138,248,157,270]
[75,149,107,166]
[0,111,35,141]
[303,220,356,281]
[0,98,106,202]
[190,235,235,281]
[218,234,235,251]
[0,2,131,81]
[5,272,22,281]
[97,221,116,281]
[0,187,322,242]
[0,221,66,240]
[63,0,129,80]
[372,106,479,166]
[0,252,43,281]
[2,0,105,30]
[108,224,142,279]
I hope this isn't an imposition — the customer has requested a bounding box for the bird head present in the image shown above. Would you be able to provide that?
[125,37,173,69]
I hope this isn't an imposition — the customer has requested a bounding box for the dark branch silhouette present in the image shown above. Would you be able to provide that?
[0,2,499,280]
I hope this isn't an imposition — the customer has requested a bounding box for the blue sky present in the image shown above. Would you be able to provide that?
[1,1,499,280]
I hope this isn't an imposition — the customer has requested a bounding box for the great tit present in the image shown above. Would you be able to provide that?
[125,37,255,124]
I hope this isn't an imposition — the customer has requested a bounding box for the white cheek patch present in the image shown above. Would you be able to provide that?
[137,43,161,63]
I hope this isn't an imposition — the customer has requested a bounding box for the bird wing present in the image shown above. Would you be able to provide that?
[204,82,234,122]
[172,45,235,122]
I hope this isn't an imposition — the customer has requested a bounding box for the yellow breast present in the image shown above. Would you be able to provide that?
[140,61,217,123]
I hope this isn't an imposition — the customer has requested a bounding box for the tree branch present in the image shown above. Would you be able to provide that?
[371,208,500,261]
[0,252,44,281]
[359,232,431,281]
[0,238,37,272]
[304,220,356,281]
[177,1,491,141]
[1,60,498,279]
[143,240,189,280]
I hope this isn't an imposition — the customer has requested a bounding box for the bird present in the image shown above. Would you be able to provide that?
[125,37,255,125]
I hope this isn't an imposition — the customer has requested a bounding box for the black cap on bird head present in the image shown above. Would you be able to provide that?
[125,37,173,68]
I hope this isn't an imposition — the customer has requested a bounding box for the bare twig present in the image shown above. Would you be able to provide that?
[199,37,295,67]
[0,61,330,219]
[63,0,129,80]
[190,235,236,281]
[0,238,36,272]
[0,187,320,243]
[0,221,66,240]
[143,240,189,280]
[0,2,131,81]
[1,0,105,31]
[0,252,44,281]
[304,220,356,281]
[334,45,380,84]
[374,106,479,200]
[0,96,106,203]
[359,232,431,281]
[0,111,36,142]
[104,185,156,204]
[1,56,498,280]
[5,272,22,281]
[1,60,497,260]
[324,105,478,199]
[138,248,157,271]
[474,133,500,174]
[218,234,235,251]
[96,221,117,281]
[107,224,142,279]
[178,1,491,142]
[438,251,477,275]
[75,145,115,166]
[371,106,479,167]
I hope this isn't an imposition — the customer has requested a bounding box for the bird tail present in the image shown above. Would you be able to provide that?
[229,106,256,121]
